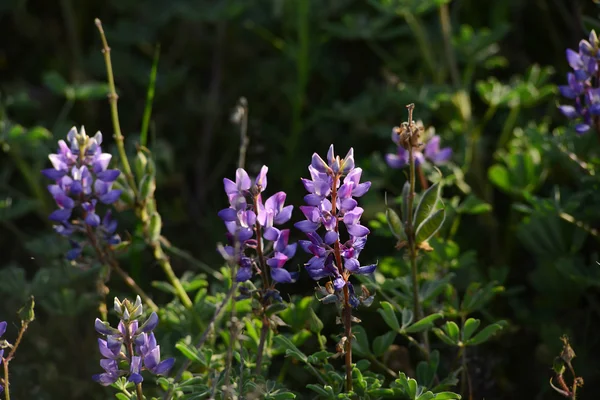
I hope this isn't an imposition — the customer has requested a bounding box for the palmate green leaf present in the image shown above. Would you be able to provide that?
[432,392,461,399]
[273,335,308,363]
[456,194,492,215]
[465,320,507,346]
[414,182,441,228]
[378,301,400,331]
[401,308,414,329]
[352,325,371,357]
[306,384,335,398]
[175,341,205,366]
[432,328,457,346]
[462,318,480,342]
[373,331,397,357]
[442,321,460,342]
[415,208,445,243]
[404,313,443,333]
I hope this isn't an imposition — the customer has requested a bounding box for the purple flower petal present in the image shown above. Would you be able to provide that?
[138,312,159,334]
[235,168,251,191]
[95,319,119,336]
[96,169,121,182]
[99,190,122,204]
[49,208,72,223]
[295,220,320,233]
[347,224,370,237]
[151,358,175,376]
[85,213,101,227]
[41,168,67,180]
[429,148,452,164]
[274,205,293,225]
[92,153,112,173]
[333,277,346,290]
[324,231,338,245]
[255,165,268,191]
[558,105,579,119]
[344,258,360,272]
[311,152,328,173]
[0,321,6,337]
[236,267,253,282]
[218,208,238,222]
[575,123,591,134]
[355,264,377,275]
[566,48,582,70]
[263,227,280,241]
[271,267,293,283]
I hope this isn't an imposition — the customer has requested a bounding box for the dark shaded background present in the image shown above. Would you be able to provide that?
[1,0,600,399]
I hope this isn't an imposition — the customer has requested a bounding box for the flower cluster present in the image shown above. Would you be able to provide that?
[385,123,452,169]
[42,127,122,259]
[0,321,6,393]
[558,30,600,134]
[218,166,297,283]
[295,145,375,306]
[93,297,174,386]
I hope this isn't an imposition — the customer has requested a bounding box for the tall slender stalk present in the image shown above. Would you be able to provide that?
[125,324,144,400]
[253,194,272,375]
[2,319,30,400]
[330,176,353,392]
[404,104,430,356]
[95,19,193,310]
[94,19,138,199]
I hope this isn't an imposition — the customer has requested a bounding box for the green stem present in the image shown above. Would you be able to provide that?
[438,3,460,87]
[405,105,429,356]
[497,106,521,149]
[140,45,160,147]
[94,19,139,199]
[403,12,438,82]
[150,241,193,309]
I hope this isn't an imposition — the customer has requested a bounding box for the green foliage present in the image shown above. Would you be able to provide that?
[2,0,600,398]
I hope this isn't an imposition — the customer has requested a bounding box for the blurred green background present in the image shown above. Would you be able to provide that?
[2,0,600,398]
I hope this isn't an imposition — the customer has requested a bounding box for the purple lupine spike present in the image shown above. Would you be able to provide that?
[558,30,600,134]
[385,123,451,169]
[295,146,375,307]
[218,165,296,284]
[93,297,174,387]
[42,127,123,259]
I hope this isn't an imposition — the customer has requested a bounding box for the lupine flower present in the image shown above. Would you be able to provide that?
[295,145,375,307]
[218,166,297,284]
[93,297,173,386]
[42,127,121,259]
[385,123,452,169]
[0,321,6,393]
[558,30,600,134]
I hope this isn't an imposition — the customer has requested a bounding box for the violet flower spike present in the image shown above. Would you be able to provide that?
[42,127,122,259]
[218,165,297,284]
[295,145,375,307]
[92,297,174,386]
[558,30,600,134]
